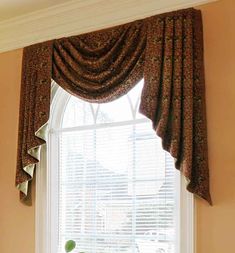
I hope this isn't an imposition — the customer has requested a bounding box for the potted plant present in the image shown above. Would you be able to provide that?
[65,240,76,252]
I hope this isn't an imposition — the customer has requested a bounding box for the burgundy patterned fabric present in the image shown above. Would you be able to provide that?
[16,8,212,205]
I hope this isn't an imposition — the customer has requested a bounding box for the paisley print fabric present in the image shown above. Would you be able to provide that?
[16,8,212,205]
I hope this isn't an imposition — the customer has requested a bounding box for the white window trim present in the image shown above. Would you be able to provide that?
[36,85,195,253]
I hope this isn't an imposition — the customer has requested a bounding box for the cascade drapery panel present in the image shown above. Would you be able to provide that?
[16,8,212,205]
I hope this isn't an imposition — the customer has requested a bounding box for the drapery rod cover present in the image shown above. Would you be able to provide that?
[16,7,212,205]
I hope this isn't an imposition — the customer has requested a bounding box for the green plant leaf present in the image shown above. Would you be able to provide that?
[65,240,76,252]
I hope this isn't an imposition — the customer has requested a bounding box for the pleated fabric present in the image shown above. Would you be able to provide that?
[16,8,212,205]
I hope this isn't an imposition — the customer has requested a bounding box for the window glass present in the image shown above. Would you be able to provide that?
[57,81,177,253]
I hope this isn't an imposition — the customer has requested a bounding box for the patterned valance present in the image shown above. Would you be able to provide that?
[16,8,212,205]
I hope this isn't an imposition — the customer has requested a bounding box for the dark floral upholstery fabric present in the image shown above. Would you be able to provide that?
[16,8,212,205]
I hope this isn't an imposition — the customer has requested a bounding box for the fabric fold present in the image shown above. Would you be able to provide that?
[16,42,53,203]
[139,9,211,204]
[16,8,212,205]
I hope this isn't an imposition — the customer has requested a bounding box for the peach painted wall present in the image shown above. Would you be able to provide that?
[0,0,234,252]
[197,0,235,252]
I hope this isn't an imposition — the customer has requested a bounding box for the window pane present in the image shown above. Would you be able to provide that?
[62,96,94,127]
[58,119,176,253]
[56,79,177,253]
[96,95,132,123]
[127,79,143,107]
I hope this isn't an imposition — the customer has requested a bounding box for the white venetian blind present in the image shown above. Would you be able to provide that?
[56,80,177,253]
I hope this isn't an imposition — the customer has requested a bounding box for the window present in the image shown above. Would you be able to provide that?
[36,81,194,253]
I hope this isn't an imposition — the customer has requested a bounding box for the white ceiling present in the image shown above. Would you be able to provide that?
[0,0,71,21]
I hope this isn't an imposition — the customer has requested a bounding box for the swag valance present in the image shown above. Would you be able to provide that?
[16,8,212,205]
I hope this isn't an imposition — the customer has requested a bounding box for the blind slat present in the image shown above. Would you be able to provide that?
[57,84,177,253]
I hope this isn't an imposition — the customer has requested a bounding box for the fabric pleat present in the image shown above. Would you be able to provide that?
[16,8,212,205]
[16,41,53,203]
[139,9,211,204]
[52,20,146,102]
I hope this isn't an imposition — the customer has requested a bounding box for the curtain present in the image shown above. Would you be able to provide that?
[16,8,212,205]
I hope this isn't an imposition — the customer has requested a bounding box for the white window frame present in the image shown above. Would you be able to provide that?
[36,83,195,253]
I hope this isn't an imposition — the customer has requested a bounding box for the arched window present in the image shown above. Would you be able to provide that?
[36,80,194,253]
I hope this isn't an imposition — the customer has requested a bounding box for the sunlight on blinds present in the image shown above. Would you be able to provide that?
[57,81,177,253]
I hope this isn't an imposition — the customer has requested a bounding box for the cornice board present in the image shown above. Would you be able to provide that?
[0,0,217,53]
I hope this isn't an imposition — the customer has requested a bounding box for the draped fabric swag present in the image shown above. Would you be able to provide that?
[16,8,212,205]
